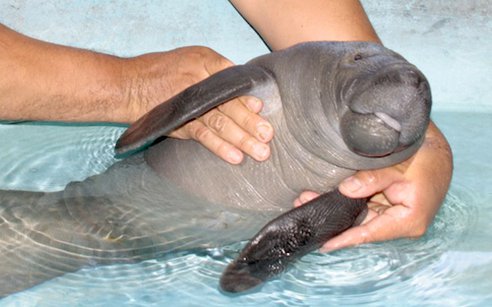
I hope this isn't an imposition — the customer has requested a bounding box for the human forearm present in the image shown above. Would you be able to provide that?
[0,23,273,163]
[231,0,380,49]
[0,24,129,123]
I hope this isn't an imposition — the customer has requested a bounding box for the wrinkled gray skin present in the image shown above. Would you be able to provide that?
[0,42,431,297]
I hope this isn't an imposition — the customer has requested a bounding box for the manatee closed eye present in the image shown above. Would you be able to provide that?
[0,41,431,297]
[116,41,431,292]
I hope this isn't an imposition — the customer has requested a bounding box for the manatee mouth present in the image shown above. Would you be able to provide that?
[340,111,403,157]
[340,63,431,158]
[374,112,401,132]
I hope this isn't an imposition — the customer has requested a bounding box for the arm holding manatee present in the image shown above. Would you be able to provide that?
[233,0,453,247]
[0,23,272,163]
[319,122,452,252]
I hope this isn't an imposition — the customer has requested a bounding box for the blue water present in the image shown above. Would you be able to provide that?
[0,111,491,306]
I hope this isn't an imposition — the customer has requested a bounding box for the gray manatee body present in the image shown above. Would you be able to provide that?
[0,42,431,296]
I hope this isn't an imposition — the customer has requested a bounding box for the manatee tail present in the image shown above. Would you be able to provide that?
[0,165,270,297]
[115,64,275,155]
[219,190,368,293]
[0,189,71,297]
[0,180,159,298]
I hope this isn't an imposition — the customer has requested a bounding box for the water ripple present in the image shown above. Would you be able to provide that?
[0,123,486,306]
[0,124,122,191]
[1,187,478,306]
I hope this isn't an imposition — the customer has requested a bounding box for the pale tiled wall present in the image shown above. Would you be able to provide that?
[1,1,490,111]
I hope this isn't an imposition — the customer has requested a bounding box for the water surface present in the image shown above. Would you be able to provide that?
[0,111,490,306]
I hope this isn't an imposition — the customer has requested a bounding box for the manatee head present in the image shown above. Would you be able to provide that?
[324,42,431,159]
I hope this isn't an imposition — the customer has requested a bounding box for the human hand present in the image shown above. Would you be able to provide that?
[293,122,453,252]
[124,46,273,164]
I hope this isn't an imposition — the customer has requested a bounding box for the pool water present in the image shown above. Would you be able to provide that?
[0,111,491,306]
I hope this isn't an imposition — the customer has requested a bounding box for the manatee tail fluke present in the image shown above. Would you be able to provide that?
[115,65,274,155]
[219,190,367,293]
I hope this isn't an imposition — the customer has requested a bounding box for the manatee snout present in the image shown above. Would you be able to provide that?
[341,63,431,157]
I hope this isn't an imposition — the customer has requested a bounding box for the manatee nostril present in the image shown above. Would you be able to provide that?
[354,54,363,61]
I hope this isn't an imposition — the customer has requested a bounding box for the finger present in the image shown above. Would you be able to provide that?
[319,204,416,253]
[175,120,244,164]
[338,166,404,198]
[199,108,271,162]
[293,191,320,207]
[218,98,273,143]
[238,96,263,114]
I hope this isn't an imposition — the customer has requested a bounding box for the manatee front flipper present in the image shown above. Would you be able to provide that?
[115,65,275,155]
[220,190,368,293]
